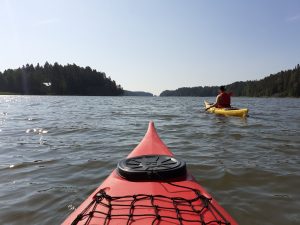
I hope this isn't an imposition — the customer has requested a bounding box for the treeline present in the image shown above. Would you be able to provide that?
[0,62,124,96]
[160,86,219,97]
[160,64,300,97]
[123,90,153,96]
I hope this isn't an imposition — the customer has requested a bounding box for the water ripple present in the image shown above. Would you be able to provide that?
[0,96,299,225]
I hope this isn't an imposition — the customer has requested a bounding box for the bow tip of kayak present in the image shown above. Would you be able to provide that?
[148,120,155,127]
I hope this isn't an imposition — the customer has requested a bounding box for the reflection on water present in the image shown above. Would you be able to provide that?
[0,96,299,225]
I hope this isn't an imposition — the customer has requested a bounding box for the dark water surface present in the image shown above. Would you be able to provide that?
[0,96,299,225]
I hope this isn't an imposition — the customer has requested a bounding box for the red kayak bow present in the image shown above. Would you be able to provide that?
[62,121,238,225]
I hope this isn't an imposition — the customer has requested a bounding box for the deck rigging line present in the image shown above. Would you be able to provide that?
[71,181,231,225]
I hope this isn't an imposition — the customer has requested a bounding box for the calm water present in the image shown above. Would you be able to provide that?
[0,96,299,225]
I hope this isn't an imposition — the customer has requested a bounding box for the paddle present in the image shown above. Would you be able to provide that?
[205,102,214,111]
[205,106,212,111]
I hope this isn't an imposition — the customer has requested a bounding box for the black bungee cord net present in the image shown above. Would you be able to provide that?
[70,180,231,225]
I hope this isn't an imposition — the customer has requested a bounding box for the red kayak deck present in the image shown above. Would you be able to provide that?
[62,122,238,225]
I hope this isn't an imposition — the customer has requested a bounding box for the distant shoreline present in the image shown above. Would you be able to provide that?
[1,63,299,98]
[159,64,300,97]
[0,93,298,98]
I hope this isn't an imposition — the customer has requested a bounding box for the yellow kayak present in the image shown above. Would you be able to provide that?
[204,100,249,117]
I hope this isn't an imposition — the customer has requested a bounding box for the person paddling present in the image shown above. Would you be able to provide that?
[206,86,231,110]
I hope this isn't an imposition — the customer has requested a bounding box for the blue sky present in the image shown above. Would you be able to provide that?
[1,0,299,95]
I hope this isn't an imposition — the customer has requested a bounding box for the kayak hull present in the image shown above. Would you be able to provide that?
[204,100,248,117]
[62,122,238,225]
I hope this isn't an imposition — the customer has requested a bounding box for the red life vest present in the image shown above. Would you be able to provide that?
[217,92,231,108]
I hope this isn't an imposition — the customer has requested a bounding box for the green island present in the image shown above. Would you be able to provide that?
[123,90,153,96]
[0,62,124,96]
[160,64,300,97]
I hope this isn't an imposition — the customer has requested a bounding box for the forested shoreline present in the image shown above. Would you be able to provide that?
[0,63,124,96]
[123,90,153,96]
[160,65,300,97]
[1,63,299,97]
